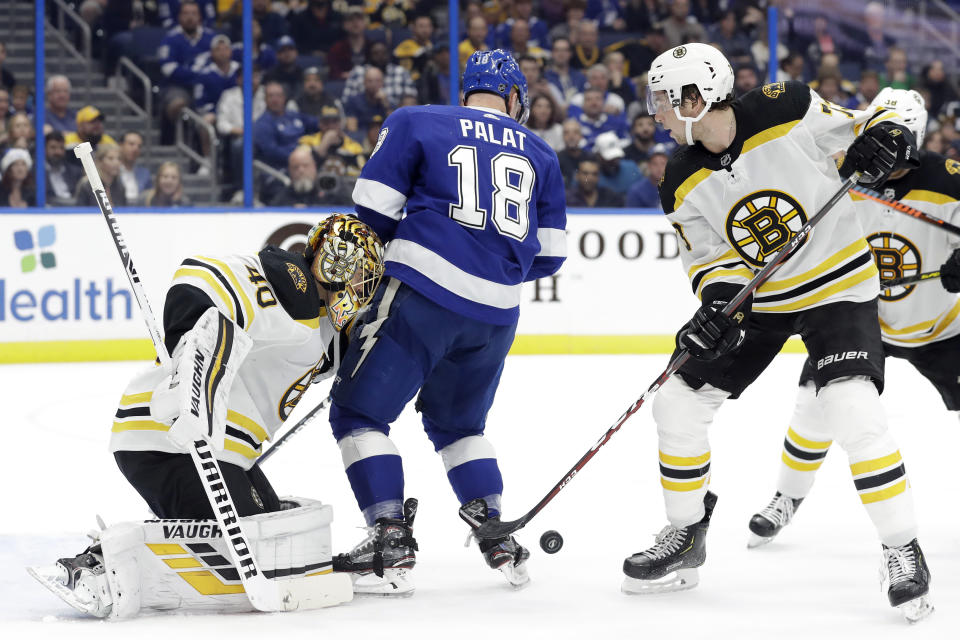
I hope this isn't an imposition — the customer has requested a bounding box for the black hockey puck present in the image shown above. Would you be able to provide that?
[539,530,563,554]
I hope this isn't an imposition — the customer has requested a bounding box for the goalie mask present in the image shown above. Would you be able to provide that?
[304,214,385,331]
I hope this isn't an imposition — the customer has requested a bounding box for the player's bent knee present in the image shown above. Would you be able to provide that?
[653,376,728,443]
[336,428,399,470]
[819,376,889,450]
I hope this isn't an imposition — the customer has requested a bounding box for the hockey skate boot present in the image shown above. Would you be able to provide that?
[28,548,113,617]
[333,498,419,596]
[747,492,803,548]
[881,538,933,623]
[460,498,531,588]
[622,491,718,594]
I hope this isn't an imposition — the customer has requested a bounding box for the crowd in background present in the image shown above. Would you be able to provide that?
[2,0,960,208]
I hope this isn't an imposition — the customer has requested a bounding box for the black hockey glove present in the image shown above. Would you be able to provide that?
[839,121,920,186]
[678,299,749,361]
[940,248,960,293]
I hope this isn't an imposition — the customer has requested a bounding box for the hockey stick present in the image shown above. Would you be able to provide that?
[256,396,331,466]
[74,142,351,610]
[881,270,941,290]
[462,176,859,540]
[851,185,960,237]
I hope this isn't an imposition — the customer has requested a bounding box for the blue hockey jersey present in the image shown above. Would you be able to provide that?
[353,104,567,325]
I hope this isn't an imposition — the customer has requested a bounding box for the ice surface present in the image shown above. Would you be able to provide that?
[2,354,957,639]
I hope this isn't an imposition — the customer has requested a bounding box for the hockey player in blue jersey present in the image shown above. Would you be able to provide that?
[329,49,567,596]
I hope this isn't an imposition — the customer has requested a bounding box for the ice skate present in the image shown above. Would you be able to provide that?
[622,491,717,594]
[333,498,419,597]
[460,498,531,588]
[747,492,803,548]
[881,538,933,623]
[28,548,113,618]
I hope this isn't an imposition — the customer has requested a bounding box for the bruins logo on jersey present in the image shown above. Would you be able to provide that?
[867,231,921,302]
[278,359,328,420]
[761,82,785,99]
[946,159,960,175]
[286,262,308,293]
[726,190,807,267]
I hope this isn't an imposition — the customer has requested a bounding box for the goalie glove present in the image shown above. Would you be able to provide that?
[679,297,750,361]
[155,307,253,451]
[940,248,960,293]
[839,121,920,186]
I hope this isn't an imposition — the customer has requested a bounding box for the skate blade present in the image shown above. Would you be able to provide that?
[621,568,699,595]
[500,563,530,590]
[350,568,415,597]
[27,565,108,618]
[898,595,934,624]
[747,533,775,549]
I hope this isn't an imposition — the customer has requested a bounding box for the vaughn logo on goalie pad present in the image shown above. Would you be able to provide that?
[190,350,205,417]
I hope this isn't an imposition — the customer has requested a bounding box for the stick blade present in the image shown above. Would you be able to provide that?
[474,517,526,541]
[247,572,353,612]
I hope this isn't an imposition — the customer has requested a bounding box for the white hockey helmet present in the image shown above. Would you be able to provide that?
[869,87,927,147]
[646,43,734,144]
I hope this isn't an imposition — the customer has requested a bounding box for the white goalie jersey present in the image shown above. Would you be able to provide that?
[853,151,960,347]
[660,81,907,311]
[110,247,342,469]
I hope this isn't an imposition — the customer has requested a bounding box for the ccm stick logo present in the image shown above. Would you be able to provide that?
[817,351,868,370]
[196,444,258,579]
[189,351,206,417]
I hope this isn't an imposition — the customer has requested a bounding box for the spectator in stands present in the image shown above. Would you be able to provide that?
[2,113,34,155]
[459,15,491,71]
[493,0,549,50]
[545,37,586,105]
[328,7,370,80]
[265,36,304,98]
[231,18,278,71]
[922,60,958,118]
[297,67,344,120]
[548,0,586,44]
[0,87,8,120]
[270,145,330,206]
[604,51,637,108]
[527,94,564,151]
[417,45,452,105]
[195,35,240,117]
[623,113,657,164]
[626,143,668,209]
[343,41,417,107]
[74,143,127,207]
[566,155,623,207]
[10,85,29,115]
[734,64,760,98]
[519,55,564,106]
[395,13,435,81]
[230,0,288,47]
[44,76,77,135]
[299,105,365,179]
[254,81,319,170]
[65,107,117,151]
[290,0,343,56]
[571,20,600,70]
[345,66,390,134]
[118,132,152,204]
[159,0,216,29]
[862,1,895,73]
[142,162,192,207]
[806,13,838,72]
[707,10,751,58]
[923,130,946,155]
[816,70,857,109]
[557,117,587,183]
[855,70,881,109]
[572,87,628,147]
[45,131,82,205]
[159,1,215,143]
[586,0,626,31]
[661,0,706,49]
[571,66,626,115]
[777,51,806,84]
[612,24,667,79]
[0,148,33,208]
[0,42,15,91]
[594,131,641,196]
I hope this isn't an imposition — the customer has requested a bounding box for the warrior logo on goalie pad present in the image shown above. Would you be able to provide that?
[726,189,808,267]
[867,231,921,301]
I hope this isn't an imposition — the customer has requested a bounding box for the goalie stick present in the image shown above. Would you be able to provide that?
[881,270,941,290]
[73,142,351,611]
[256,396,331,466]
[462,176,859,540]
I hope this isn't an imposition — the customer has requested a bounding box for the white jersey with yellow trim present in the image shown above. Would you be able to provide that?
[853,151,960,347]
[660,81,907,312]
[110,247,340,470]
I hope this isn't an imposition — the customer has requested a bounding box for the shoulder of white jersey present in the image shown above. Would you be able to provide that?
[257,246,325,328]
[889,150,960,206]
[659,145,705,214]
[736,80,812,138]
[170,254,257,331]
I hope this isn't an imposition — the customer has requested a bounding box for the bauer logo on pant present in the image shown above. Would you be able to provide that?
[725,190,808,267]
[867,232,921,301]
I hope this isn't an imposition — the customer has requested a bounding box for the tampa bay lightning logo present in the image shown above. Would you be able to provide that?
[370,127,389,159]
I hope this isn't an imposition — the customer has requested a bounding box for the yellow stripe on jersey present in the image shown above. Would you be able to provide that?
[881,298,960,344]
[878,316,938,337]
[661,477,707,492]
[758,239,868,293]
[659,451,710,466]
[787,427,831,450]
[112,420,171,432]
[296,317,321,329]
[781,451,825,472]
[754,263,878,312]
[687,249,740,280]
[119,391,153,406]
[855,111,899,136]
[850,451,902,476]
[673,168,713,212]
[227,410,269,443]
[695,267,754,299]
[859,479,908,504]
[224,439,260,459]
[741,119,800,154]
[902,189,958,205]
[174,267,237,321]
[198,256,255,330]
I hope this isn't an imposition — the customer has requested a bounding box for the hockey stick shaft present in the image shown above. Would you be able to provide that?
[73,143,346,611]
[881,270,941,290]
[256,396,331,466]
[851,185,960,237]
[466,176,858,540]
